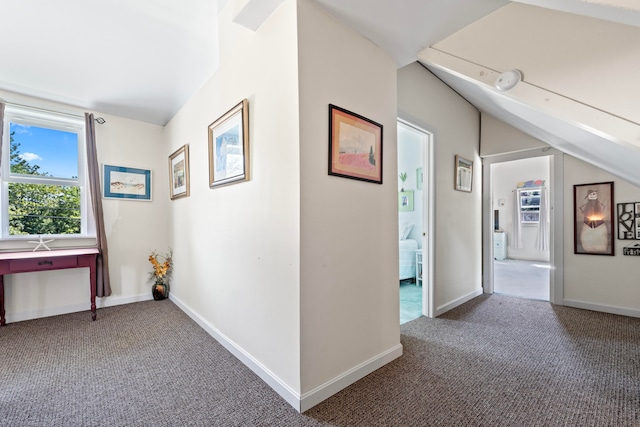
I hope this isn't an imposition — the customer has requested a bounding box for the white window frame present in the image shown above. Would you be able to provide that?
[0,104,96,250]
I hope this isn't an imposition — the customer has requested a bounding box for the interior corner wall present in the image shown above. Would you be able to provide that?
[563,156,640,316]
[482,114,640,317]
[163,0,302,398]
[1,90,168,323]
[296,0,401,403]
[397,62,482,314]
[95,112,170,302]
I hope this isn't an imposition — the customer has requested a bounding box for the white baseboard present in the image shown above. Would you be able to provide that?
[435,288,483,317]
[299,343,403,412]
[169,293,403,413]
[563,299,640,318]
[5,293,153,324]
[169,293,302,410]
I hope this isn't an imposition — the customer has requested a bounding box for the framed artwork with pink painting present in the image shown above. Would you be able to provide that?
[328,104,383,184]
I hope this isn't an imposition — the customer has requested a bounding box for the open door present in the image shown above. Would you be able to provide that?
[398,119,434,321]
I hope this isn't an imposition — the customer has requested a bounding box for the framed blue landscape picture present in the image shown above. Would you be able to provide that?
[208,99,250,188]
[103,164,152,201]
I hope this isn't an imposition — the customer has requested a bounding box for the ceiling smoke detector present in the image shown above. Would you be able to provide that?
[495,69,522,91]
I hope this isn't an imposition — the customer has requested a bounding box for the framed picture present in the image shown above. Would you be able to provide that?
[208,99,249,188]
[636,203,640,239]
[328,104,383,184]
[455,155,473,192]
[103,164,152,201]
[573,181,614,255]
[616,202,636,240]
[416,167,423,190]
[169,144,190,199]
[399,190,414,212]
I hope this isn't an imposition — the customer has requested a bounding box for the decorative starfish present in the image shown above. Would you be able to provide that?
[29,235,54,251]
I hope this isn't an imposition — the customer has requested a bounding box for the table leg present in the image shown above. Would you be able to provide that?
[0,275,5,326]
[89,256,97,321]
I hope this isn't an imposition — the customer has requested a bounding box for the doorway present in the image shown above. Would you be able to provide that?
[397,119,434,323]
[492,157,550,301]
[482,148,564,304]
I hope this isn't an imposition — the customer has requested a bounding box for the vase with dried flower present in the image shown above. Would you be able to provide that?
[149,249,172,300]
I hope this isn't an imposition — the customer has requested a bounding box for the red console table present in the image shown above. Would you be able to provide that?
[0,248,99,326]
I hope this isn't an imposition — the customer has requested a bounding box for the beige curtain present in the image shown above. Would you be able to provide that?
[85,113,111,297]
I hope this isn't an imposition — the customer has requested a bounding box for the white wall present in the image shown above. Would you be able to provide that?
[2,91,168,323]
[493,156,550,261]
[297,0,401,403]
[481,114,547,156]
[163,0,301,395]
[397,63,482,314]
[398,124,424,245]
[483,114,640,316]
[563,156,640,316]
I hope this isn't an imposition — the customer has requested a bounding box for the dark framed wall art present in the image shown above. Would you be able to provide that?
[328,104,383,184]
[573,181,614,255]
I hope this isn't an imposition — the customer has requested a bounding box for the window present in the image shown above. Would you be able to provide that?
[1,105,94,245]
[519,188,541,224]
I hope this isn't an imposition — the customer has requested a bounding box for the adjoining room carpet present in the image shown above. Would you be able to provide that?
[400,280,422,324]
[2,295,639,426]
[494,258,550,300]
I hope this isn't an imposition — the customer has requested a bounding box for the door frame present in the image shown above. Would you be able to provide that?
[481,148,564,304]
[398,117,435,318]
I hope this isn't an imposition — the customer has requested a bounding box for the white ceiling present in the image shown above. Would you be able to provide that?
[0,0,638,127]
[313,0,640,66]
[0,0,222,125]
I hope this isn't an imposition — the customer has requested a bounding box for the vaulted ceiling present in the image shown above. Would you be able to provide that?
[314,0,640,185]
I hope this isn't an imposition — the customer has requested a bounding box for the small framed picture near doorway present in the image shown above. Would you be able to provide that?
[573,181,614,255]
[399,190,414,212]
[169,144,190,199]
[455,155,473,192]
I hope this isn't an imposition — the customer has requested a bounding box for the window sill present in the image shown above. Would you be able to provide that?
[0,236,97,253]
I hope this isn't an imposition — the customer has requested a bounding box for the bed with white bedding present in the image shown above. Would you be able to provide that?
[399,239,418,280]
[399,221,417,280]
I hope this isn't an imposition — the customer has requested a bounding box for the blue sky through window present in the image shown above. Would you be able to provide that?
[10,123,78,178]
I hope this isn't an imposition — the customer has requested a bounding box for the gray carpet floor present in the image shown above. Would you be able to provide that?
[2,295,639,426]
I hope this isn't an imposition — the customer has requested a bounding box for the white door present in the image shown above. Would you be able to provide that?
[398,119,434,318]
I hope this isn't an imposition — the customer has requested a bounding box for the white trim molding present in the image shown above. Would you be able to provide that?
[435,288,483,317]
[170,293,403,413]
[563,299,640,319]
[299,344,403,412]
